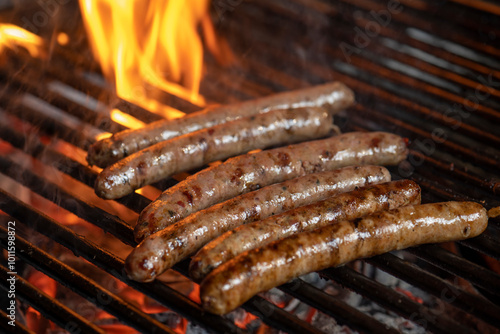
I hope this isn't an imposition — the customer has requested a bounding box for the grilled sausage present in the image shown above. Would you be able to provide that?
[87,82,355,167]
[201,201,488,315]
[135,131,408,240]
[125,166,391,282]
[95,107,336,199]
[190,179,421,281]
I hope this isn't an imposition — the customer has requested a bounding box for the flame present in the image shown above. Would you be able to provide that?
[79,0,222,118]
[94,109,147,141]
[95,132,113,141]
[0,24,44,58]
[110,108,146,129]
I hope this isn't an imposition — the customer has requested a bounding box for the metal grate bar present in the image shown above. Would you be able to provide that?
[0,153,135,245]
[0,111,151,213]
[279,278,400,334]
[0,262,106,334]
[0,89,102,150]
[230,0,500,123]
[0,310,34,334]
[241,297,323,334]
[0,226,178,334]
[0,67,126,134]
[321,266,479,334]
[0,111,98,187]
[339,0,500,59]
[408,245,500,298]
[460,230,500,262]
[367,253,500,327]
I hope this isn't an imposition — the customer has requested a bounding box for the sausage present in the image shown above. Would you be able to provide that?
[135,131,409,240]
[190,179,421,281]
[87,82,355,167]
[95,107,336,199]
[200,201,488,315]
[125,166,391,282]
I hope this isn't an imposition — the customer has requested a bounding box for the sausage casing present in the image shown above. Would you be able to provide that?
[190,179,421,281]
[87,82,354,167]
[201,201,488,315]
[135,131,409,240]
[125,166,391,282]
[95,107,335,199]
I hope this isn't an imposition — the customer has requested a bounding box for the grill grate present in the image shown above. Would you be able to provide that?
[1,0,500,333]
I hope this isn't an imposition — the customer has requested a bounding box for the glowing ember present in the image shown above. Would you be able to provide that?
[79,0,222,119]
[25,271,57,332]
[56,32,69,46]
[94,109,146,141]
[234,311,259,330]
[188,283,201,304]
[0,24,44,58]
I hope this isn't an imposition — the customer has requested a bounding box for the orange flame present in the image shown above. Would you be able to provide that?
[0,24,44,58]
[110,108,145,129]
[79,0,220,119]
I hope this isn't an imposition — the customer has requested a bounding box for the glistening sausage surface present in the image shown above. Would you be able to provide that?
[200,201,488,315]
[135,131,409,240]
[95,107,336,199]
[125,166,391,282]
[87,82,354,167]
[189,179,421,281]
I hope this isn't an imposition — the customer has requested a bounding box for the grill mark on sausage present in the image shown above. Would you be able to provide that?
[192,186,202,198]
[182,191,194,205]
[321,150,332,159]
[277,152,291,166]
[371,136,382,148]
[137,161,147,176]
[231,168,244,184]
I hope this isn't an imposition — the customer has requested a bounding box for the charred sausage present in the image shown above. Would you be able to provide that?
[134,131,409,240]
[87,82,354,167]
[190,179,421,281]
[95,106,336,199]
[200,201,488,315]
[125,166,391,282]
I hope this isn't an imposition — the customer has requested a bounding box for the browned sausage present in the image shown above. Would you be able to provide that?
[190,179,421,281]
[95,107,336,199]
[124,166,391,282]
[135,131,408,240]
[87,82,355,167]
[201,201,488,315]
